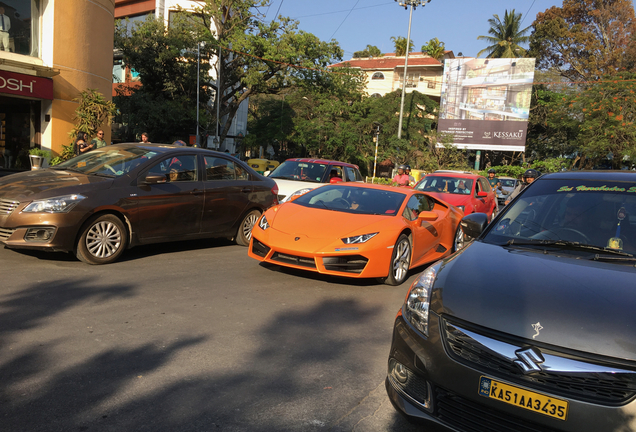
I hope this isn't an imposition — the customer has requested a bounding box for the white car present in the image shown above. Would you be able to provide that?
[267,158,363,202]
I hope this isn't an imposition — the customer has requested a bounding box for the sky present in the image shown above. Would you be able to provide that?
[263,0,635,60]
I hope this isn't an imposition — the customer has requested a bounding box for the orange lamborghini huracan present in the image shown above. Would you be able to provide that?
[248,183,464,285]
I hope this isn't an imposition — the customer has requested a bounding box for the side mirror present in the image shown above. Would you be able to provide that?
[477,191,488,197]
[330,177,343,184]
[143,174,167,185]
[460,212,489,238]
[418,211,438,222]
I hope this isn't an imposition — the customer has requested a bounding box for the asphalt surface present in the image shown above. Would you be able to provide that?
[0,238,437,432]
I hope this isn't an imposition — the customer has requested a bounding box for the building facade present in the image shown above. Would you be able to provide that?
[0,0,115,169]
[331,52,455,102]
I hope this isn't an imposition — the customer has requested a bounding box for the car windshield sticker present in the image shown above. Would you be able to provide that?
[78,161,87,168]
[557,185,634,193]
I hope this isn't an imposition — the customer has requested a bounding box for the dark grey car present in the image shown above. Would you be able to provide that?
[386,171,636,431]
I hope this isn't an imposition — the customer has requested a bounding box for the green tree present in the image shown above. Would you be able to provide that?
[421,38,445,60]
[115,1,344,146]
[70,89,117,141]
[353,45,383,58]
[477,9,531,58]
[390,36,414,56]
[529,0,636,82]
[567,73,636,169]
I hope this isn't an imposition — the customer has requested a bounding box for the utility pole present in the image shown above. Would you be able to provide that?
[396,0,432,139]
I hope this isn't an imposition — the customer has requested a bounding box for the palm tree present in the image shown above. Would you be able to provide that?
[477,9,531,58]
[421,37,446,60]
[391,36,414,56]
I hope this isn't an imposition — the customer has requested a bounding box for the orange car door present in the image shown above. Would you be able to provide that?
[403,194,441,264]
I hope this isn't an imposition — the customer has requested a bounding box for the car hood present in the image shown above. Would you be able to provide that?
[434,241,636,360]
[0,169,114,201]
[271,178,324,198]
[268,202,395,239]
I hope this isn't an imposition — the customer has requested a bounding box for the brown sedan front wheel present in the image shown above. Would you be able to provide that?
[236,209,261,246]
[76,214,128,264]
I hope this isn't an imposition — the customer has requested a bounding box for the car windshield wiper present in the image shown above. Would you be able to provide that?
[506,239,634,257]
[90,172,116,178]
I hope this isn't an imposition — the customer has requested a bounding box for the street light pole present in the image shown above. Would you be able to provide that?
[396,0,431,139]
[196,42,200,147]
[216,47,222,151]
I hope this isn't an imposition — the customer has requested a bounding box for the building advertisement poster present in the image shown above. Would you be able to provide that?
[437,57,536,151]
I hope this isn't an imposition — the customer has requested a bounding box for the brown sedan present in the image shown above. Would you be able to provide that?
[0,144,279,264]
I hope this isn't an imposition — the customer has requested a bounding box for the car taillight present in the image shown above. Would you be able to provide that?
[271,184,279,205]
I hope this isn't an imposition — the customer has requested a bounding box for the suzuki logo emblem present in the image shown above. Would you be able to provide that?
[513,347,545,374]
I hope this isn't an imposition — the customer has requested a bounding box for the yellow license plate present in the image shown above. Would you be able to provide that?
[479,376,568,421]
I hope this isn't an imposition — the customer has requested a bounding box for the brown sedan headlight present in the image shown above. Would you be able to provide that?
[22,194,86,213]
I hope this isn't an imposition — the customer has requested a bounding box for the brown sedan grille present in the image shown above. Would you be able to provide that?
[0,199,20,215]
[0,227,16,241]
[442,319,636,405]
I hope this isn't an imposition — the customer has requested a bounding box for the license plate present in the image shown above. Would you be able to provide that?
[479,376,568,421]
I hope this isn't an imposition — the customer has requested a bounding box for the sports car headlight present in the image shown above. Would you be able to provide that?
[282,188,313,202]
[258,215,269,230]
[341,233,378,244]
[404,262,441,337]
[22,194,86,213]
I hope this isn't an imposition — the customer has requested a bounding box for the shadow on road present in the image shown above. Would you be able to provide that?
[0,279,421,431]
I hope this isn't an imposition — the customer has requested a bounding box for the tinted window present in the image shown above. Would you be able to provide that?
[293,185,406,215]
[415,176,473,195]
[403,195,432,221]
[53,146,160,177]
[204,156,248,181]
[148,155,197,182]
[268,161,328,183]
[344,166,358,182]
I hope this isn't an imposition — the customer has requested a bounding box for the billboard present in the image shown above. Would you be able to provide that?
[438,58,536,151]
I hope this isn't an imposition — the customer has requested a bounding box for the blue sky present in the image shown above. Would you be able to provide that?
[264,0,635,60]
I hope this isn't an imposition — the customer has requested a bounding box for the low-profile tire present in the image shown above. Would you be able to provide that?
[236,209,261,246]
[453,224,467,252]
[76,214,128,265]
[384,234,412,286]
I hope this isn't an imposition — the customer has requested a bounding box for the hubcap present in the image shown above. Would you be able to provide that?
[243,213,259,241]
[392,239,411,282]
[86,221,122,258]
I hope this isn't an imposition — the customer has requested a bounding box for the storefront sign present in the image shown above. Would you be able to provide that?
[0,70,53,100]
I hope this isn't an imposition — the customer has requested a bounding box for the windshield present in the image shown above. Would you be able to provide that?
[53,147,160,177]
[293,185,406,215]
[415,176,473,195]
[499,179,517,188]
[484,178,636,255]
[268,161,328,183]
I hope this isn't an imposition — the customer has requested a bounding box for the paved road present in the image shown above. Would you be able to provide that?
[0,239,433,432]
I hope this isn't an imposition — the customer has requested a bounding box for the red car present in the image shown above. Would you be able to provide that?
[414,171,497,219]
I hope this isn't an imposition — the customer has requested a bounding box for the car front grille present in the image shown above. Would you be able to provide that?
[442,319,636,405]
[271,252,316,269]
[0,199,20,215]
[0,227,16,241]
[435,386,559,432]
[322,255,368,273]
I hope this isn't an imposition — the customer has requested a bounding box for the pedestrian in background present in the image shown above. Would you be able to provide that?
[140,132,150,143]
[75,132,92,155]
[0,7,11,52]
[91,130,107,149]
[392,164,410,187]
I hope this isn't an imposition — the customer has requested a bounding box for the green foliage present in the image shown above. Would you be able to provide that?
[531,158,573,173]
[28,148,51,160]
[69,89,117,143]
[478,165,526,179]
[50,143,77,166]
[477,9,531,58]
[390,36,414,56]
[367,177,393,185]
[353,45,383,58]
[421,38,445,60]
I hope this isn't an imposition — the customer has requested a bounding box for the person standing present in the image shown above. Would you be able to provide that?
[487,169,499,189]
[75,132,92,155]
[140,132,150,143]
[0,7,11,52]
[405,165,416,186]
[91,130,107,149]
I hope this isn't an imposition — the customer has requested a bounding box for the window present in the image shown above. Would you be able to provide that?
[371,72,385,80]
[148,155,197,182]
[405,72,420,88]
[370,93,382,98]
[204,156,248,181]
[0,0,40,57]
[403,195,432,221]
[427,80,436,89]
[344,167,358,182]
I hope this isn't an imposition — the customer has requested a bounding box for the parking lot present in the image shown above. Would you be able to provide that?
[0,239,429,432]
